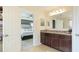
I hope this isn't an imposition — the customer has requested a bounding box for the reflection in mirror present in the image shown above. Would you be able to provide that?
[48,11,72,30]
[52,20,55,28]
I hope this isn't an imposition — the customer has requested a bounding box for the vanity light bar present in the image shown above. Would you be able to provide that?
[49,9,65,16]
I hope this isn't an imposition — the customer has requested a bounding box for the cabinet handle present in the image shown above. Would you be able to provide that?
[3,34,9,37]
[75,34,79,36]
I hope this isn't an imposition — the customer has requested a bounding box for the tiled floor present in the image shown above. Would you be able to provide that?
[22,39,60,52]
[0,41,2,52]
[22,39,33,49]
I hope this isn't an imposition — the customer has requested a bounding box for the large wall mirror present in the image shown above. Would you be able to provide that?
[48,11,72,30]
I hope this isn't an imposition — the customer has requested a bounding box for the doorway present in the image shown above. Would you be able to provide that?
[21,11,34,51]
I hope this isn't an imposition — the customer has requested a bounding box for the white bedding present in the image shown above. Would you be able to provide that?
[21,28,33,38]
[21,32,33,38]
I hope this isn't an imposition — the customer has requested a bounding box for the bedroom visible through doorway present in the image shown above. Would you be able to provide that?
[21,11,34,51]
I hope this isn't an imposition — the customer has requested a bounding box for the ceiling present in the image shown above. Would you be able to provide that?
[20,6,73,19]
[21,6,73,12]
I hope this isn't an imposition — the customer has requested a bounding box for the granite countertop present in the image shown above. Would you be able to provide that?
[41,30,72,36]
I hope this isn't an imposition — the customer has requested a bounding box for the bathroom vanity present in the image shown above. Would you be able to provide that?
[40,30,72,52]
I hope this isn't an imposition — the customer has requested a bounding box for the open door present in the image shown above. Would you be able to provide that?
[72,7,79,52]
[3,6,21,52]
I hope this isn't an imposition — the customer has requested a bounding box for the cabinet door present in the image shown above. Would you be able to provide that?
[64,36,72,52]
[41,32,46,44]
[59,35,65,51]
[59,35,72,52]
[59,39,65,51]
[45,33,51,46]
[51,34,59,49]
[51,39,59,49]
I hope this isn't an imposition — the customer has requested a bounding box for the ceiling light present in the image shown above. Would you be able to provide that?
[56,10,59,13]
[49,9,65,16]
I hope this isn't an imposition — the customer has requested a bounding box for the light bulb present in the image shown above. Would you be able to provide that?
[56,10,59,13]
[49,9,65,16]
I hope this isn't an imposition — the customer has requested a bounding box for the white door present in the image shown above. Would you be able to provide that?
[3,7,21,52]
[72,7,79,52]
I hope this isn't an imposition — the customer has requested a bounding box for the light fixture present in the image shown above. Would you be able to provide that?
[49,8,66,16]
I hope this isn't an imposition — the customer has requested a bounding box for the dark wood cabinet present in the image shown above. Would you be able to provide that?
[45,33,51,46]
[40,32,72,52]
[51,38,59,49]
[59,35,72,52]
[64,36,72,52]
[51,34,59,49]
[41,32,46,44]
